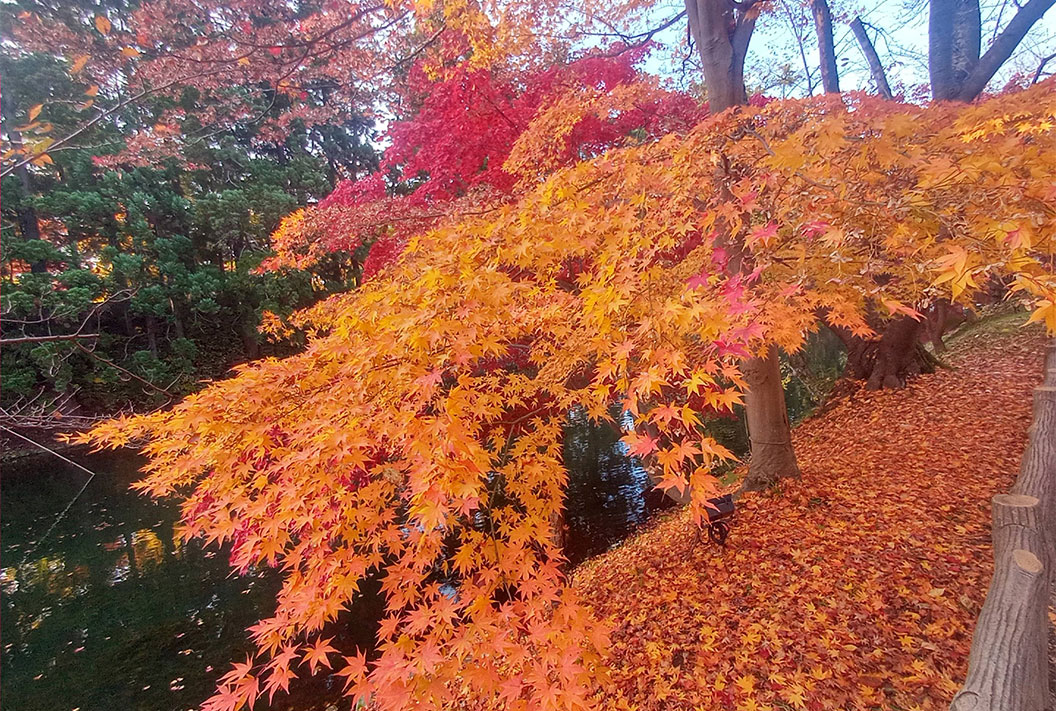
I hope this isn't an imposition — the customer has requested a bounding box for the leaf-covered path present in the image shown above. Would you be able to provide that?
[574,323,1049,710]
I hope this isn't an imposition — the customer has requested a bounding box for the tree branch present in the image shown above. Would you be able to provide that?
[0,333,100,345]
[850,17,894,100]
[955,0,1055,101]
[1031,52,1056,84]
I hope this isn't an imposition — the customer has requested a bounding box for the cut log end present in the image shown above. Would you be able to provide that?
[950,691,980,711]
[1011,548,1042,575]
[992,493,1040,509]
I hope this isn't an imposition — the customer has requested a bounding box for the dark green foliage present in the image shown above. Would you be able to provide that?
[782,326,847,422]
[1,52,378,419]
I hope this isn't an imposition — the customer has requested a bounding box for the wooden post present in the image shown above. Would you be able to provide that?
[951,550,1048,711]
[1043,339,1056,385]
[991,494,1043,561]
[1010,358,1055,574]
[952,343,1056,711]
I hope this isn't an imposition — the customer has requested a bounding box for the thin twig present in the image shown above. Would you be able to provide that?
[74,342,175,400]
[0,333,100,345]
[1,425,103,567]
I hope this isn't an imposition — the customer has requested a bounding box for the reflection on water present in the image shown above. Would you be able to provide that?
[0,451,366,711]
[562,409,674,566]
[1,417,685,710]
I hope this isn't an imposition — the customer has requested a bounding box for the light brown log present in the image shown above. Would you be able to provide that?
[951,550,1048,711]
[991,494,1043,562]
[1010,387,1055,554]
[1043,338,1055,386]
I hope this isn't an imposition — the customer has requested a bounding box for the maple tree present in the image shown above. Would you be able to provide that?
[16,0,1052,707]
[0,0,678,175]
[828,0,1055,390]
[79,76,1056,709]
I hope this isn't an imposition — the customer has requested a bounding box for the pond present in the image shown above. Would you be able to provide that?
[1,416,684,711]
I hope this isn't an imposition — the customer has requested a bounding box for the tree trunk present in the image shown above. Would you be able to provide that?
[930,0,982,100]
[550,508,567,554]
[849,17,894,99]
[685,0,757,111]
[832,316,938,390]
[811,0,840,93]
[2,99,46,273]
[868,317,929,390]
[921,299,971,353]
[170,298,186,341]
[741,346,800,491]
[686,0,799,491]
[146,316,160,358]
[923,300,950,353]
[954,0,1054,101]
[931,0,1053,102]
[241,318,260,360]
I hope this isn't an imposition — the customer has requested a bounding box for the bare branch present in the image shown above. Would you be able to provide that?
[1031,52,1056,83]
[850,17,895,99]
[0,333,100,346]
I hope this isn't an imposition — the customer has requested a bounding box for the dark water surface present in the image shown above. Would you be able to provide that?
[1,417,674,711]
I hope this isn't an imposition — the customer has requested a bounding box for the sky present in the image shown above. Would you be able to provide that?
[633,0,1056,101]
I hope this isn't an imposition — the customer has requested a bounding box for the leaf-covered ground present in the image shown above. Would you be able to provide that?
[574,320,1049,710]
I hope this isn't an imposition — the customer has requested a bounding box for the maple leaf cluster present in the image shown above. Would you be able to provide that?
[79,79,1056,711]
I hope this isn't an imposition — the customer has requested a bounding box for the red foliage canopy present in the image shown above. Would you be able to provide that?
[263,47,707,275]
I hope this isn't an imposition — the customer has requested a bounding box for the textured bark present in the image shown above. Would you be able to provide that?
[241,319,261,360]
[170,298,186,341]
[1010,384,1056,521]
[930,0,982,100]
[921,300,971,353]
[951,550,1048,711]
[924,301,951,353]
[550,508,567,552]
[146,315,160,358]
[811,0,840,93]
[833,317,936,390]
[991,495,1045,568]
[685,0,757,112]
[741,346,800,491]
[954,0,1054,101]
[931,0,1054,102]
[954,347,1056,710]
[868,317,926,389]
[1009,374,1056,601]
[849,18,893,100]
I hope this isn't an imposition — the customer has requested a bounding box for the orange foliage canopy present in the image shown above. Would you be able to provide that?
[80,82,1056,710]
